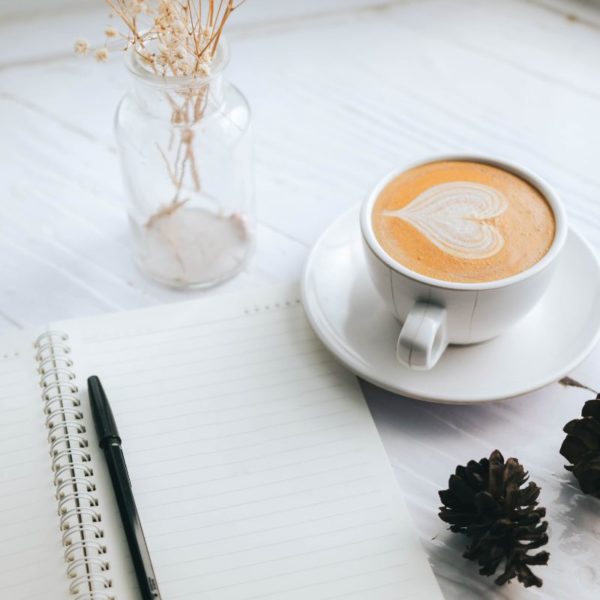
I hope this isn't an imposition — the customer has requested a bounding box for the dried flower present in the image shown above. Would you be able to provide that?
[74,39,90,55]
[128,0,148,16]
[77,2,247,233]
[76,1,245,77]
[95,47,110,62]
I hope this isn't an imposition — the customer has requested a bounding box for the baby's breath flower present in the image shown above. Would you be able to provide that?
[74,39,90,55]
[95,47,110,62]
[88,1,241,77]
[128,0,147,16]
[174,46,188,60]
[196,63,211,77]
[172,19,186,36]
[158,43,171,56]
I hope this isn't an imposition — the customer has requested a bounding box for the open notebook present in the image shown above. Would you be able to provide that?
[0,285,443,600]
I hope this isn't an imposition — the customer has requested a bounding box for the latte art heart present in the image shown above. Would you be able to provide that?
[384,182,509,260]
[372,161,555,283]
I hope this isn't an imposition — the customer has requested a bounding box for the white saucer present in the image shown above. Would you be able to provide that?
[302,206,600,404]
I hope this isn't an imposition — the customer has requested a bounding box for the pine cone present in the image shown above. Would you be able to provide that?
[438,450,549,588]
[560,397,600,497]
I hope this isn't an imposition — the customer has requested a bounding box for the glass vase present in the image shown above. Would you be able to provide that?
[115,40,254,289]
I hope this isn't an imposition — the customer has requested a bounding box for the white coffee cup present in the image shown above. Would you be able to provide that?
[360,155,568,370]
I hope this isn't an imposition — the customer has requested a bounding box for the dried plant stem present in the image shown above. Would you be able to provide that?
[559,377,598,394]
[88,1,245,230]
[146,85,209,228]
[162,225,188,276]
[156,143,178,186]
[146,198,190,229]
[187,141,202,192]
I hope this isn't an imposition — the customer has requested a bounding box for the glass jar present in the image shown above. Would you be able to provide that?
[115,40,254,289]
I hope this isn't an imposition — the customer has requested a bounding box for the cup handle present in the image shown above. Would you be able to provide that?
[396,302,448,370]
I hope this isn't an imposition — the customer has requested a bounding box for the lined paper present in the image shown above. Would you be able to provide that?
[57,285,443,600]
[0,331,68,600]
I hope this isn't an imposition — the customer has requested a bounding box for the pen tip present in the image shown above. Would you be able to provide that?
[87,375,120,444]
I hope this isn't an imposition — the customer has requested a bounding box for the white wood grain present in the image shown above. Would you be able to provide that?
[1,1,600,598]
[5,0,600,255]
[529,0,600,26]
[0,0,413,67]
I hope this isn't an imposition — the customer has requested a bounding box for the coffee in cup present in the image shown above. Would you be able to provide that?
[371,160,556,284]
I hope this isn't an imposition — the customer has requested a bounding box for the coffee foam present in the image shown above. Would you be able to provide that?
[372,161,556,283]
[384,181,508,260]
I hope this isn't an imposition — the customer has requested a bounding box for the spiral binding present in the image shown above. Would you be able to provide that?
[34,331,114,600]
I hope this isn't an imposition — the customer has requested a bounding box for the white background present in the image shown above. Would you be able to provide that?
[1,0,600,598]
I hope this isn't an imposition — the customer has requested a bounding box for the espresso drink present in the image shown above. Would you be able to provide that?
[372,160,556,283]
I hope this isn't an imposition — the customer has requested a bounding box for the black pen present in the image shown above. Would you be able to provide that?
[88,375,162,600]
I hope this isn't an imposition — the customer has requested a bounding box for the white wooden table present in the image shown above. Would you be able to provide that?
[2,0,600,598]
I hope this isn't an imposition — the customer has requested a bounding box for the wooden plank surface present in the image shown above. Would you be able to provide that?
[2,0,600,329]
[0,0,412,67]
[1,1,600,598]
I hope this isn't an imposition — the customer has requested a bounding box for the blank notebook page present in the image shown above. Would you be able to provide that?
[59,285,443,600]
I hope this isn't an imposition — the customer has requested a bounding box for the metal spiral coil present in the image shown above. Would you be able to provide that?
[50,432,88,456]
[47,419,87,444]
[35,331,114,600]
[73,594,114,600]
[62,522,105,548]
[70,574,113,597]
[64,539,107,563]
[38,354,74,374]
[56,477,96,500]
